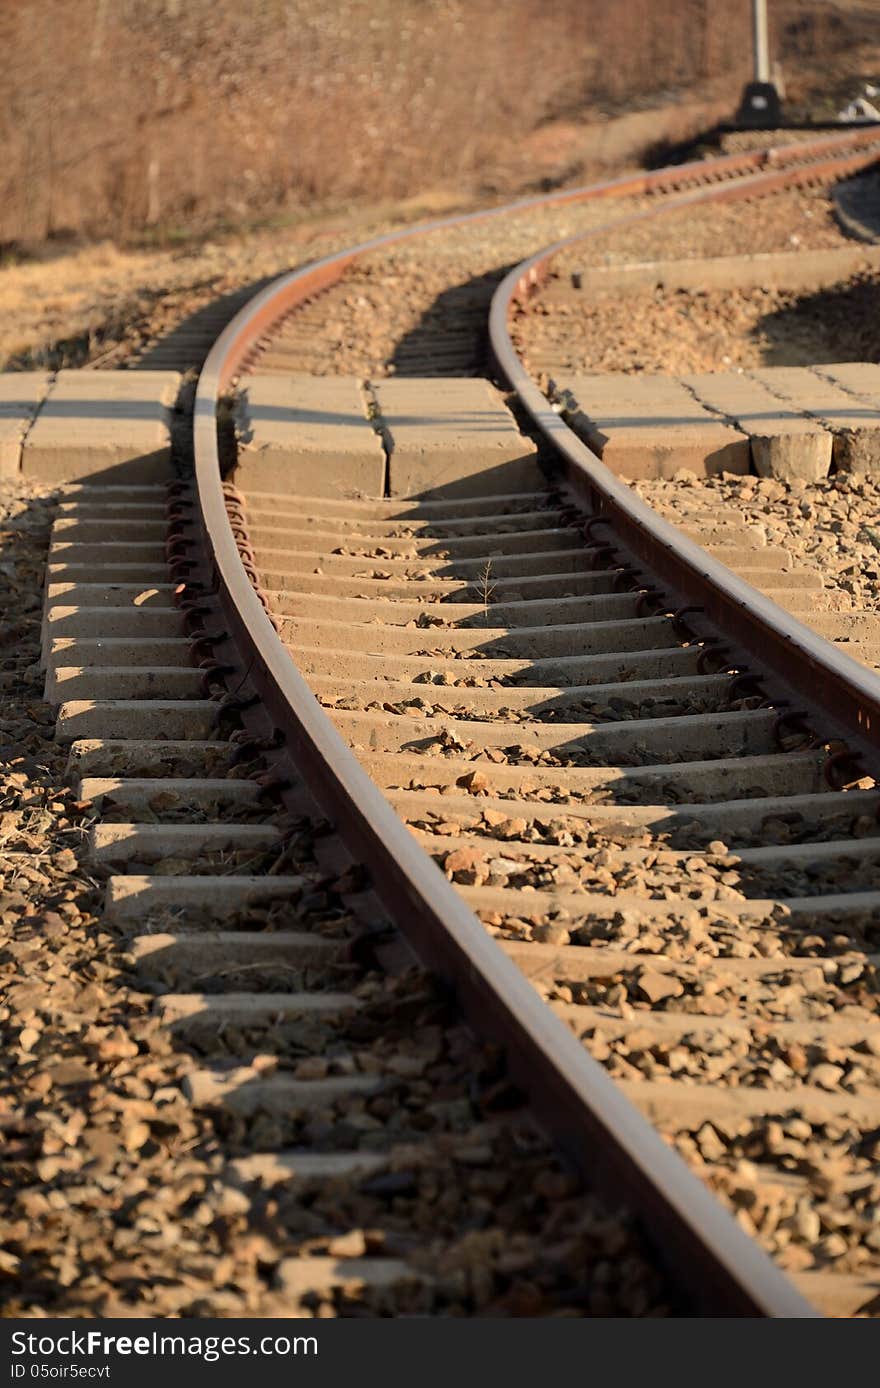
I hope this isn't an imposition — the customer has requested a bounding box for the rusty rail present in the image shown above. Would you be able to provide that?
[219,123,880,384]
[487,161,880,773]
[190,132,880,1317]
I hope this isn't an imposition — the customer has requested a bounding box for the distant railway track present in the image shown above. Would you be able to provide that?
[43,124,880,1317]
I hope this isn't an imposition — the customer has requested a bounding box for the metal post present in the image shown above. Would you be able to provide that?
[736,0,781,127]
[752,0,770,83]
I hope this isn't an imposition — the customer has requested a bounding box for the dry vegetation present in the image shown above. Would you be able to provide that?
[2,0,876,250]
[0,0,878,371]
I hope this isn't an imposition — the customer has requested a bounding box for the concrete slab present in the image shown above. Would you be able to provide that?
[21,370,180,482]
[550,245,880,300]
[685,370,833,481]
[233,372,384,497]
[555,373,750,478]
[811,364,880,474]
[372,377,539,498]
[815,362,880,398]
[748,365,880,475]
[0,373,53,476]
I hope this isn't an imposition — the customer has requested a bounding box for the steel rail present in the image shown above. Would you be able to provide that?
[488,164,880,772]
[224,124,880,378]
[188,135,878,1318]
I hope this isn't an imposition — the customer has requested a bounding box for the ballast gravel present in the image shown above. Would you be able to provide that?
[632,471,880,623]
[0,481,671,1318]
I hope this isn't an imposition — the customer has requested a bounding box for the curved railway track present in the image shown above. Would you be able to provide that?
[41,124,880,1317]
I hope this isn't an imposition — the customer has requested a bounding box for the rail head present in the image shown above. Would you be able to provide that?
[189,142,867,1317]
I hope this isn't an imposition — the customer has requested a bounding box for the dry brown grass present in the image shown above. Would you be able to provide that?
[0,203,400,368]
[2,0,869,250]
[0,0,878,261]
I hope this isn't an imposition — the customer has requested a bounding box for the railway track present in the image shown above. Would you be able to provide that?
[36,124,880,1317]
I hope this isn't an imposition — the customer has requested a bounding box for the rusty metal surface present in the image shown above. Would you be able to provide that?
[186,135,880,1317]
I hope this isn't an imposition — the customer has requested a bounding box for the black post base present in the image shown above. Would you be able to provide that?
[735,81,783,128]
